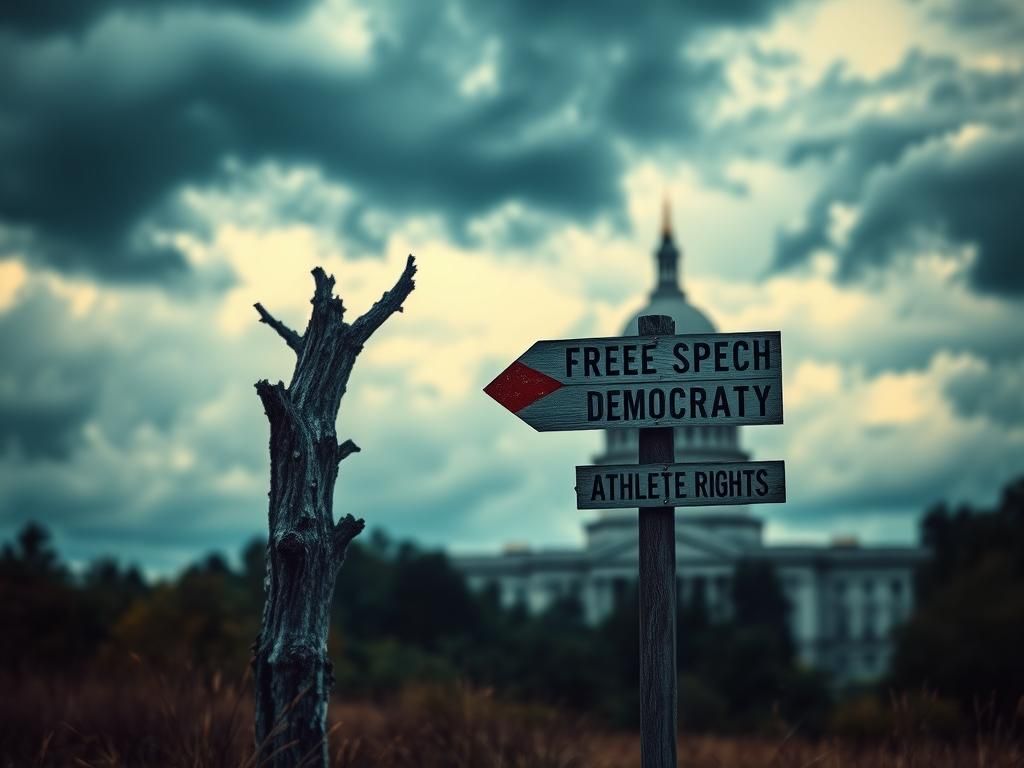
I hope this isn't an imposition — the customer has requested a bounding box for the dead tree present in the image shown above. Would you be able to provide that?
[252,256,416,766]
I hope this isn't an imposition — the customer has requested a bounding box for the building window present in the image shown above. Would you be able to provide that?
[715,575,731,609]
[891,579,903,597]
[863,579,874,595]
[862,603,877,640]
[482,579,500,602]
[834,579,846,596]
[834,605,849,640]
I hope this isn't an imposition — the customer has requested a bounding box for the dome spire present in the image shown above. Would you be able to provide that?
[653,193,683,298]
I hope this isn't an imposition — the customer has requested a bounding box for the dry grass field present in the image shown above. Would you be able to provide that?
[2,667,1021,768]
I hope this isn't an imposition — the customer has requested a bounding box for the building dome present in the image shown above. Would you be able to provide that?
[621,295,716,337]
[593,199,748,472]
[620,197,716,336]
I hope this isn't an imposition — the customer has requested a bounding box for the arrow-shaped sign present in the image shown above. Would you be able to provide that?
[484,331,783,432]
[482,360,564,413]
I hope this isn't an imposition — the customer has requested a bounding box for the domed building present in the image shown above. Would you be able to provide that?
[588,201,760,555]
[454,207,924,685]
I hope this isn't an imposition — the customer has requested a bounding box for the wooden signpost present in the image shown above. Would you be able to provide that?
[485,317,786,768]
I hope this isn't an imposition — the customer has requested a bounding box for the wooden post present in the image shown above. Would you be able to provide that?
[251,257,416,767]
[637,314,678,768]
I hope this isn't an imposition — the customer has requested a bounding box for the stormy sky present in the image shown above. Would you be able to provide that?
[1,0,1022,572]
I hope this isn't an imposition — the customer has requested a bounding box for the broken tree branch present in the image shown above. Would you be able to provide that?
[254,302,304,353]
[349,255,417,345]
[333,513,365,557]
[254,379,290,421]
[336,439,360,463]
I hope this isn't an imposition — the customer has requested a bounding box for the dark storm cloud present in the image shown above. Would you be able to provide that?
[604,52,722,144]
[0,274,277,565]
[0,0,316,35]
[0,400,95,460]
[772,52,1024,295]
[477,0,781,39]
[944,358,1024,427]
[844,130,1024,294]
[0,288,108,458]
[0,0,799,282]
[0,275,227,458]
[477,0,786,150]
[925,0,1024,41]
[0,476,264,572]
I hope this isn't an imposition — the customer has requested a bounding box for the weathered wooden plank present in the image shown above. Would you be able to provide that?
[515,376,782,431]
[575,460,787,510]
[519,330,781,384]
[637,314,677,768]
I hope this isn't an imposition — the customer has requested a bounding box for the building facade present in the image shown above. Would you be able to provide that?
[454,208,924,685]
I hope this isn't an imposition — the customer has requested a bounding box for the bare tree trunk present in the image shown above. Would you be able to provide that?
[251,257,417,767]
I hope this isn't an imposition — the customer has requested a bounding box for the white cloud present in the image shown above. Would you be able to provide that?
[459,37,501,98]
[757,0,946,82]
[754,349,1024,533]
[0,259,27,311]
[621,158,825,284]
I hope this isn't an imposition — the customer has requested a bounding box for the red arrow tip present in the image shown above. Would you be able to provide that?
[484,361,563,413]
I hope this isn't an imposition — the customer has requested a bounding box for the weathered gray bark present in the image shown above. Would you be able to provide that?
[637,314,678,768]
[252,256,417,767]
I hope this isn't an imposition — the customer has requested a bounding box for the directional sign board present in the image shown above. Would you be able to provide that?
[575,460,786,510]
[484,331,782,432]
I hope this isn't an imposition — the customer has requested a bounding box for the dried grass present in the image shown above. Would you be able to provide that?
[1,664,1022,768]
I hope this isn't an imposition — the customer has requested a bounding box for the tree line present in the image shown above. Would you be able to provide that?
[2,474,1022,736]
